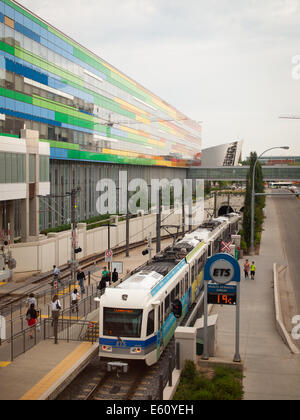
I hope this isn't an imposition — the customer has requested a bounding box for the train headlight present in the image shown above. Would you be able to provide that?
[130,347,142,354]
[102,345,112,352]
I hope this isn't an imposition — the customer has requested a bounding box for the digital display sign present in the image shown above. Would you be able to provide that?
[207,284,237,306]
[207,292,236,305]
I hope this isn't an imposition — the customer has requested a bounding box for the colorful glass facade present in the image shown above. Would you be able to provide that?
[0,0,202,168]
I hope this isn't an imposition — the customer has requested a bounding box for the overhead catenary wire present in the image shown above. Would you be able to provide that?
[108,199,205,251]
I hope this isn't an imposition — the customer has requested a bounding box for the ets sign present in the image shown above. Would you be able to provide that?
[209,259,235,284]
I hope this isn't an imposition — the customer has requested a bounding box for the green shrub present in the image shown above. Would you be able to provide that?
[174,362,244,400]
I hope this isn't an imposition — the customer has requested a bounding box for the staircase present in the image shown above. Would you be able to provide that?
[82,321,99,343]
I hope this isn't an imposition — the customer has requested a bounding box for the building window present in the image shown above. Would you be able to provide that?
[29,154,35,183]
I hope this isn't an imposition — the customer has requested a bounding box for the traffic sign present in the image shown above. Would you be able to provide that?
[105,249,113,262]
[220,240,232,253]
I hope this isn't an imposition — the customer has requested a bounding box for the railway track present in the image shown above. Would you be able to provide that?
[0,234,174,311]
[86,362,147,400]
[56,334,177,400]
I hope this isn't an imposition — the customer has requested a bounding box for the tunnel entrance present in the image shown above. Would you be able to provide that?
[218,206,234,216]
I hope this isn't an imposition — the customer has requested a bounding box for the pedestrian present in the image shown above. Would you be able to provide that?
[243,260,250,279]
[51,294,61,344]
[26,293,37,309]
[112,268,118,283]
[250,261,256,280]
[26,303,38,339]
[53,265,61,286]
[97,276,107,295]
[102,266,109,278]
[71,288,80,313]
[77,267,86,294]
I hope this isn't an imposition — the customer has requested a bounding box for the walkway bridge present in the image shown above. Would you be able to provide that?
[188,166,300,181]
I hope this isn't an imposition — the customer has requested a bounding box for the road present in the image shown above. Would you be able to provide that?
[271,191,300,313]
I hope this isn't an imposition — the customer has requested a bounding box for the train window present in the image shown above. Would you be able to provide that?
[165,295,170,321]
[175,283,179,297]
[185,273,189,291]
[171,288,175,302]
[147,310,155,336]
[165,295,170,311]
[208,243,211,257]
[192,266,195,282]
[158,305,160,328]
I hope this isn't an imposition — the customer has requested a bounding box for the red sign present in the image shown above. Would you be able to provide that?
[221,240,232,253]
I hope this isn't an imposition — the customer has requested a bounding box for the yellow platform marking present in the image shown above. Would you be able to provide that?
[57,284,77,296]
[0,282,7,286]
[0,361,11,367]
[20,342,94,400]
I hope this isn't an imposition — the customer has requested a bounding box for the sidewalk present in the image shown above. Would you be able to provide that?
[210,197,300,400]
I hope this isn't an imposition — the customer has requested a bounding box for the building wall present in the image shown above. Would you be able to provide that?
[0,0,202,168]
[41,161,187,231]
[0,0,204,234]
[0,131,50,240]
[202,141,243,167]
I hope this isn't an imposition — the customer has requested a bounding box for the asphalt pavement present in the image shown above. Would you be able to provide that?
[271,191,300,314]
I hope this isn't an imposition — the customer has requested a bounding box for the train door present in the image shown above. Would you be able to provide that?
[157,302,164,359]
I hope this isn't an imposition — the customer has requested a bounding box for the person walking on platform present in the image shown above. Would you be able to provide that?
[71,289,80,313]
[98,276,107,296]
[102,266,109,278]
[26,293,37,309]
[244,260,250,279]
[250,261,256,280]
[77,267,86,294]
[51,295,61,344]
[112,268,118,283]
[26,303,38,339]
[52,265,61,287]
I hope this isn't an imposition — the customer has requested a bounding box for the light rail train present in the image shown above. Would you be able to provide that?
[98,213,241,366]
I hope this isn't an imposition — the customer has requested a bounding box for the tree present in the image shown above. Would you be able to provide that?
[242,152,265,250]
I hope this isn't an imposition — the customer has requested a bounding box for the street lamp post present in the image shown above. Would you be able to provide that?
[250,146,289,255]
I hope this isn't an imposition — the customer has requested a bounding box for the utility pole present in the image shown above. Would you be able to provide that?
[156,188,161,253]
[182,199,185,238]
[69,187,81,282]
[39,188,82,282]
[214,191,217,218]
[148,232,152,260]
[126,188,130,257]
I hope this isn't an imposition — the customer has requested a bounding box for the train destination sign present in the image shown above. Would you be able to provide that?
[207,284,237,306]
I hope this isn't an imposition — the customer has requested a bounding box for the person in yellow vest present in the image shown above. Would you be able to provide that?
[250,261,256,280]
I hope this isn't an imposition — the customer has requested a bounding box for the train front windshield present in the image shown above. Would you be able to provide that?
[103,308,143,338]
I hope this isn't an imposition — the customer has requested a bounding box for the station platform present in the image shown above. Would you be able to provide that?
[1,200,300,400]
[1,340,98,400]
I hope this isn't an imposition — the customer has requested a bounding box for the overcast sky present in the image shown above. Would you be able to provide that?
[20,0,300,158]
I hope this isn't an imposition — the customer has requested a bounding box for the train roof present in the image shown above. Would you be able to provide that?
[116,270,163,291]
